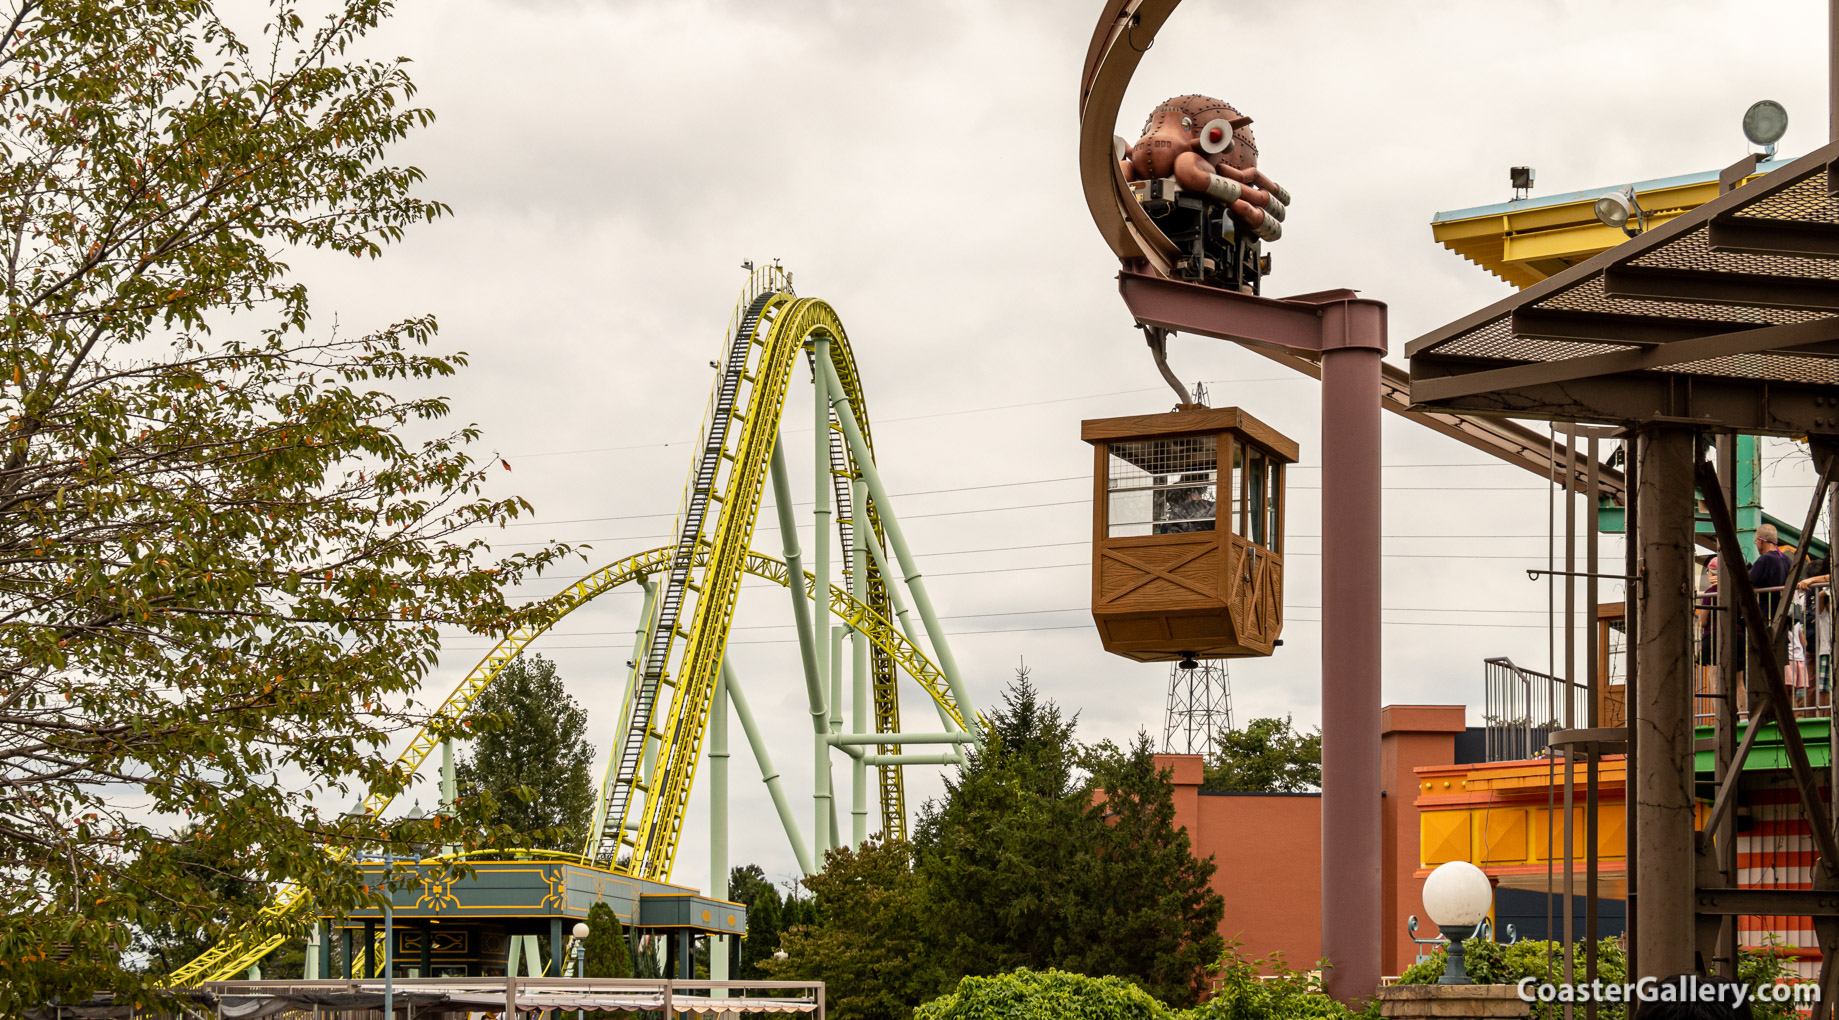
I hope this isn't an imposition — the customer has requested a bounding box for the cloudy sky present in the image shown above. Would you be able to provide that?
[289,0,1833,894]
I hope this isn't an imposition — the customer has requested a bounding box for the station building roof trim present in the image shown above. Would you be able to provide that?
[1432,158,1795,287]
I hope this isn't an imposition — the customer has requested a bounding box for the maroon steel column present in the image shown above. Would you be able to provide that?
[1318,300,1387,1003]
[1633,425,1697,979]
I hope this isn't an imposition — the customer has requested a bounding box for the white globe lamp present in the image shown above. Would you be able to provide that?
[1422,860,1493,984]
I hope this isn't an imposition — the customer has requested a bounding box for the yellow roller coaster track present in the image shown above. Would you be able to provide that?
[168,269,967,985]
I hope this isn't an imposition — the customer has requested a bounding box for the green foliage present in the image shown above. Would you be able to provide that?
[765,671,1227,1017]
[767,839,948,1020]
[0,0,570,1009]
[911,673,1098,980]
[1182,943,1352,1020]
[1202,717,1321,793]
[1078,735,1227,1005]
[914,968,1168,1020]
[733,865,784,980]
[453,655,595,850]
[1399,938,1797,1020]
[583,901,631,979]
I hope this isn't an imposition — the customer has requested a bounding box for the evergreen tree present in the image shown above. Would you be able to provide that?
[912,671,1091,979]
[740,887,785,980]
[582,901,632,978]
[1202,716,1322,792]
[1076,733,1227,1006]
[766,840,946,1020]
[454,655,596,850]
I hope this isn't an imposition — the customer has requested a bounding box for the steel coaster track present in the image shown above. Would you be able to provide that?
[171,268,969,982]
[166,543,968,984]
[591,287,785,868]
[817,371,908,839]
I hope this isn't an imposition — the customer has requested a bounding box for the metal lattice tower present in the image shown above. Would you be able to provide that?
[1161,658,1233,756]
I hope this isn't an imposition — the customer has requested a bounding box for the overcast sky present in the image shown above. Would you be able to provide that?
[284,0,1834,894]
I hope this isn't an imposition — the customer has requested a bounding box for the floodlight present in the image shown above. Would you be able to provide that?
[1509,166,1534,190]
[1743,100,1789,152]
[1593,186,1646,237]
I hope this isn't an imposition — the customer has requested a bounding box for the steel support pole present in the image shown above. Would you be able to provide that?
[861,523,957,731]
[1317,307,1386,1004]
[725,659,814,875]
[1633,425,1697,980]
[829,623,845,851]
[851,478,870,846]
[818,349,982,746]
[710,661,730,987]
[770,435,833,739]
[1714,435,1741,978]
[811,341,835,860]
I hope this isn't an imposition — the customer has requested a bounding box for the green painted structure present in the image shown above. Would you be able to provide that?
[1599,435,1828,563]
[316,859,745,980]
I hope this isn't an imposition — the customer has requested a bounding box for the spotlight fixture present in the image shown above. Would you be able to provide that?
[1509,166,1535,200]
[1593,185,1648,237]
[1742,100,1789,155]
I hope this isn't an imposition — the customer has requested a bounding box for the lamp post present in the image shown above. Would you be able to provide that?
[1422,860,1494,985]
[572,921,589,1020]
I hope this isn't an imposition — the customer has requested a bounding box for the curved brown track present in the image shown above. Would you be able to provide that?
[1075,0,1625,502]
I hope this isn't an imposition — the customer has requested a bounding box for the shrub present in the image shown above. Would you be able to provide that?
[1182,943,1355,1020]
[914,968,1169,1020]
[1399,937,1797,1020]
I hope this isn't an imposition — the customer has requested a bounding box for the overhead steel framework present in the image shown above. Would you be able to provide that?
[1406,101,1839,1011]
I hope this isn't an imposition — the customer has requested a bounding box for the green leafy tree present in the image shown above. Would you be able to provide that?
[1202,716,1322,792]
[582,901,632,979]
[767,839,949,1020]
[453,655,595,850]
[1076,735,1226,1006]
[0,0,568,1009]
[914,968,1168,1020]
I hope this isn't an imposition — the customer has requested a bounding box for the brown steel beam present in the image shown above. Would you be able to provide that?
[1118,271,1353,353]
[1408,355,1839,437]
[1603,265,1839,313]
[1412,318,1839,405]
[1696,457,1839,875]
[1707,217,1839,259]
[1634,425,1698,980]
[1695,888,1839,916]
[1244,345,1628,503]
[1511,307,1755,347]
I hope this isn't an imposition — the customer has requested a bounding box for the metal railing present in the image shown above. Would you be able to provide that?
[197,976,826,1018]
[1483,656,1589,763]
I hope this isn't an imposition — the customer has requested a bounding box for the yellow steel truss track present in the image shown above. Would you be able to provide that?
[169,275,963,984]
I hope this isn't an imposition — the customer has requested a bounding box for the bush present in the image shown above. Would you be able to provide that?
[914,968,1169,1020]
[1399,937,1797,1020]
[1184,944,1354,1020]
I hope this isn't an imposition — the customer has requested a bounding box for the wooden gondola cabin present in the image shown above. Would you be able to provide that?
[1083,407,1294,662]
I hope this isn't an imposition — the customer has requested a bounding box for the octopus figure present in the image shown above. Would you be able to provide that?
[1121,95,1290,242]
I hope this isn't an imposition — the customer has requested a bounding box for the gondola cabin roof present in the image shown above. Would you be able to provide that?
[1081,405,1299,460]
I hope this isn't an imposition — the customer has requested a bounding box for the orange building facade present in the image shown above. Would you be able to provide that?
[1160,703,1468,977]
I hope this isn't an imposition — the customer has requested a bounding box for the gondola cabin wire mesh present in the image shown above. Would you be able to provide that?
[1083,407,1295,663]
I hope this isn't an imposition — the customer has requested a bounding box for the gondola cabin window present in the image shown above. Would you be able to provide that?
[1106,436,1219,537]
[1082,407,1295,663]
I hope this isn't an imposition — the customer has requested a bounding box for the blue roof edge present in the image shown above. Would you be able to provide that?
[1431,156,1796,224]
